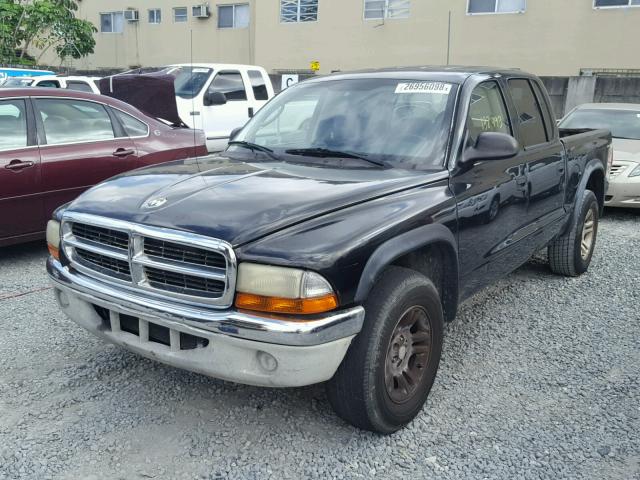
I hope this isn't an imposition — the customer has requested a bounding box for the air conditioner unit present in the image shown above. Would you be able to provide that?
[124,9,139,22]
[192,5,210,18]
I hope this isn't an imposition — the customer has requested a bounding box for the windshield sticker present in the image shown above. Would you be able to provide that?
[395,82,452,95]
[192,68,210,73]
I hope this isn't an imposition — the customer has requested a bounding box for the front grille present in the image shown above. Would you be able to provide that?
[76,248,131,277]
[72,223,129,250]
[62,215,236,307]
[144,238,226,269]
[145,266,225,296]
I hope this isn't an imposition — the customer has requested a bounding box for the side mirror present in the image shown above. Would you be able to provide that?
[204,91,227,106]
[229,126,242,141]
[462,132,519,165]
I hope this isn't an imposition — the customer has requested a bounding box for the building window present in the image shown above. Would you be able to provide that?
[173,7,188,22]
[364,0,410,20]
[148,9,162,24]
[100,12,124,33]
[280,0,318,23]
[594,0,640,7]
[467,0,526,14]
[218,4,250,28]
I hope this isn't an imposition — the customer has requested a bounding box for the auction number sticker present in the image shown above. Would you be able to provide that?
[395,82,452,94]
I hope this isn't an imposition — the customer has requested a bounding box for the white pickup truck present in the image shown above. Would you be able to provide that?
[165,64,275,152]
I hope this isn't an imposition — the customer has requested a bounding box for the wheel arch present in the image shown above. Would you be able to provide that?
[354,224,459,322]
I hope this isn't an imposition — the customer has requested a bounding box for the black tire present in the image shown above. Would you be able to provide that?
[326,266,444,434]
[485,195,500,223]
[548,189,599,276]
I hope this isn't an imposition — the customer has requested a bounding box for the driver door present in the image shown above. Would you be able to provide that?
[452,81,529,299]
[202,70,251,148]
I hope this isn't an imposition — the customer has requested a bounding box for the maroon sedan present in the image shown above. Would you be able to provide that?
[0,88,207,247]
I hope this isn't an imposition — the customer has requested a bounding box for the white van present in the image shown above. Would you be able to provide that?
[166,64,275,152]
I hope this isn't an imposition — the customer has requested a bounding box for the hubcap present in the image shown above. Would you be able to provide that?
[580,208,596,260]
[384,306,432,404]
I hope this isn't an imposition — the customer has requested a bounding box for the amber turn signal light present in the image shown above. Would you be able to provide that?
[235,292,338,315]
[48,244,60,260]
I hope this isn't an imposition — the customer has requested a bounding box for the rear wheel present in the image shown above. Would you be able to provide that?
[326,266,444,434]
[548,189,599,276]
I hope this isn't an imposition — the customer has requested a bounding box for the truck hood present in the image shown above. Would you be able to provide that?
[66,155,444,246]
[612,138,640,163]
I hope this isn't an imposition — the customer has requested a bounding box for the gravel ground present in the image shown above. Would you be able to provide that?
[0,209,638,480]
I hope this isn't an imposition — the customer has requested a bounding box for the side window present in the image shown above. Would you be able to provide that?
[66,81,93,93]
[508,79,548,147]
[0,99,28,151]
[531,81,554,139]
[114,109,149,137]
[248,70,269,100]
[467,81,511,145]
[208,71,247,101]
[36,98,115,145]
[36,80,61,88]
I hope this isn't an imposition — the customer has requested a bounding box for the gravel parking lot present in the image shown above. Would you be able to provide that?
[0,210,638,480]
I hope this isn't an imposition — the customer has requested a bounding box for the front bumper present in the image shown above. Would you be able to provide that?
[606,163,640,208]
[47,257,364,387]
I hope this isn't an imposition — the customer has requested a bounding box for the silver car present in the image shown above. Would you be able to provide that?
[560,103,640,209]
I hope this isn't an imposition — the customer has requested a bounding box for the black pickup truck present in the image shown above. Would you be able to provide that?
[46,67,611,433]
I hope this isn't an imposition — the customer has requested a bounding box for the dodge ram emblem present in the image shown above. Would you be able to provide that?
[145,197,167,208]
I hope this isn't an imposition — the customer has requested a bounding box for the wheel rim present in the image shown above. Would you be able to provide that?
[489,198,499,219]
[580,208,596,260]
[384,306,432,404]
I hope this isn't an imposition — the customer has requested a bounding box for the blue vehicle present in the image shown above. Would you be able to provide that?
[0,67,55,85]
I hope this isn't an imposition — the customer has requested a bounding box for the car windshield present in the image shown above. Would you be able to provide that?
[166,66,213,99]
[234,78,458,170]
[560,108,640,140]
[2,78,33,87]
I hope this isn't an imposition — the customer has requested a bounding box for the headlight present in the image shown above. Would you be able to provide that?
[235,263,338,315]
[629,164,640,178]
[46,220,61,259]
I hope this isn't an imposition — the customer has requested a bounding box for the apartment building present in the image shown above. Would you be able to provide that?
[52,0,640,76]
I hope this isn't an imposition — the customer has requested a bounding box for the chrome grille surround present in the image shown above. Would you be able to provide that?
[60,212,237,309]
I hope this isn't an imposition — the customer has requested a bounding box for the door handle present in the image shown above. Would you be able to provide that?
[248,107,255,118]
[112,148,135,158]
[4,159,34,171]
[516,177,527,187]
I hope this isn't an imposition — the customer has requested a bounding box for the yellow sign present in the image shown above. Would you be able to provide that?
[310,61,320,72]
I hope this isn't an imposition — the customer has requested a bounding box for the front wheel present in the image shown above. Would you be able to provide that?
[326,267,444,434]
[548,189,599,276]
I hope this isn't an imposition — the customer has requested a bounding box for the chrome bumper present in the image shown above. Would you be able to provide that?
[47,257,364,347]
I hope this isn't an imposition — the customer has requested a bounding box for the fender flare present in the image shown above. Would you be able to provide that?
[354,224,459,321]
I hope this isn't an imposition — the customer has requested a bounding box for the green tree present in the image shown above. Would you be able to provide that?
[0,0,96,65]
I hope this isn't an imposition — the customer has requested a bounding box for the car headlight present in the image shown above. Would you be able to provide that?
[629,164,640,178]
[235,263,338,315]
[46,220,61,260]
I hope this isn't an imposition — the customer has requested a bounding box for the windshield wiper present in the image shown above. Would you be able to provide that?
[227,141,280,161]
[284,148,386,167]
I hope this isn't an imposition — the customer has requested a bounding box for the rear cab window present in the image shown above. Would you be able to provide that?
[66,81,94,93]
[508,79,549,147]
[248,70,269,100]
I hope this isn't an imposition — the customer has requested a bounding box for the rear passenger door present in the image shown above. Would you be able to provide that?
[202,70,250,141]
[0,98,43,240]
[34,97,138,219]
[507,79,565,240]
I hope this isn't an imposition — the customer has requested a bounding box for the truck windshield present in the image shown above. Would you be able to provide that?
[234,78,458,170]
[166,66,213,99]
[560,108,640,140]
